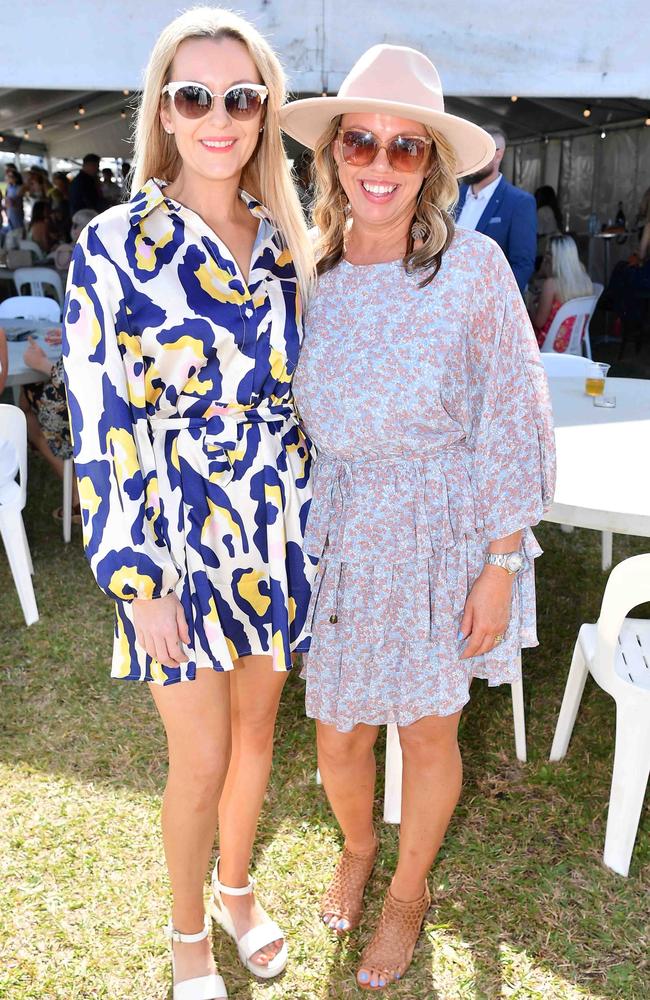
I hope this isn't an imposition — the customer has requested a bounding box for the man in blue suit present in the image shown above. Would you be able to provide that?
[456,127,537,293]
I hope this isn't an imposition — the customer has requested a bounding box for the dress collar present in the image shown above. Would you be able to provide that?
[128,177,273,227]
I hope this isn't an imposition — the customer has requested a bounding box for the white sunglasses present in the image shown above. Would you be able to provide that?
[162,81,268,121]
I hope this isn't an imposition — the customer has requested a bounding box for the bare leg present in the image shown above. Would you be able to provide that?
[316,720,379,930]
[357,710,462,988]
[217,655,287,967]
[150,669,232,986]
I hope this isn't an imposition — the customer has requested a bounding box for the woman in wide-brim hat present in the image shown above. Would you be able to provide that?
[281,44,556,990]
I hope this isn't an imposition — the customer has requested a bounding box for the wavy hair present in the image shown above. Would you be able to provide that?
[130,6,315,302]
[311,117,459,286]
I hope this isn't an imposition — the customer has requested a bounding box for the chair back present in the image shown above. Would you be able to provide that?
[593,554,650,696]
[13,266,64,306]
[540,353,597,377]
[540,293,601,356]
[0,403,28,508]
[4,229,24,251]
[0,295,61,322]
[18,239,45,262]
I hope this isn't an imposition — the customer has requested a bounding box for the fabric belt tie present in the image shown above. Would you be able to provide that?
[148,403,296,487]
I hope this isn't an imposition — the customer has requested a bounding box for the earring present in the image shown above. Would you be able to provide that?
[259,126,264,133]
[411,220,428,241]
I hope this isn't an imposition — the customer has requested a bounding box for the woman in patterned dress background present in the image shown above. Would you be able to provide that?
[63,9,315,998]
[282,45,556,991]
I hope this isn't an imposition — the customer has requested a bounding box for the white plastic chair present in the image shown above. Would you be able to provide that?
[0,404,39,626]
[540,286,603,359]
[62,457,74,544]
[0,294,61,322]
[13,267,64,307]
[540,353,596,377]
[383,677,527,823]
[549,554,650,876]
[4,229,24,251]
[18,238,45,262]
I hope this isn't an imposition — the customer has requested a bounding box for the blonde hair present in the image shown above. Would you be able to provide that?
[131,6,314,301]
[311,117,459,286]
[549,235,593,303]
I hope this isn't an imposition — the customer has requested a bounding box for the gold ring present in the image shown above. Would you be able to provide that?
[494,633,505,644]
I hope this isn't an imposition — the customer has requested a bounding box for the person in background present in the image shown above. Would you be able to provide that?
[530,234,593,351]
[4,166,25,233]
[52,208,99,272]
[49,171,71,242]
[69,153,104,215]
[100,167,121,206]
[26,167,51,202]
[534,184,562,259]
[20,330,80,522]
[456,126,537,292]
[28,199,56,254]
[120,160,132,197]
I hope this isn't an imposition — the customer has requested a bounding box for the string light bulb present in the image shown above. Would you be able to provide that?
[583,106,591,118]
[36,120,43,130]
[510,95,518,102]
[120,110,127,120]
[645,117,650,126]
[78,105,86,115]
[123,88,130,96]
[600,130,607,139]
[74,121,80,130]
[0,136,4,144]
[23,129,30,139]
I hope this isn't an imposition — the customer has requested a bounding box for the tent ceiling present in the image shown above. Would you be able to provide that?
[1,87,649,161]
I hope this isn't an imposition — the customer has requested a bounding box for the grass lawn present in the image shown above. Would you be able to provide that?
[1,455,648,1000]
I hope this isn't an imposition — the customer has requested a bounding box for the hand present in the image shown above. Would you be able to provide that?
[132,593,190,668]
[45,327,62,345]
[459,565,513,660]
[23,336,53,375]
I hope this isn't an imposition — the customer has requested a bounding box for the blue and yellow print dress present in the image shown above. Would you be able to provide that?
[63,179,315,684]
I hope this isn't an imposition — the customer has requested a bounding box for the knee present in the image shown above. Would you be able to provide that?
[398,718,460,761]
[233,702,280,755]
[317,726,376,769]
[168,741,230,807]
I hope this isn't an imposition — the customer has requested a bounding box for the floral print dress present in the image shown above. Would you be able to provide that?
[63,179,315,685]
[293,228,556,732]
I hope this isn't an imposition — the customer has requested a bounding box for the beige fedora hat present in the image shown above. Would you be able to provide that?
[280,44,495,178]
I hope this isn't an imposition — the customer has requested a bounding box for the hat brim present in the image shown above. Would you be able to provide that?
[280,96,495,178]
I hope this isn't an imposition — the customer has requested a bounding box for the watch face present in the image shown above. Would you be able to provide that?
[506,553,524,573]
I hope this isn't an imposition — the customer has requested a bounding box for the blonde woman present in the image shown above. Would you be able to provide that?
[63,8,315,998]
[281,45,556,990]
[531,234,594,350]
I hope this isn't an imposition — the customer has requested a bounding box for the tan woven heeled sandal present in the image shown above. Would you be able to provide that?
[356,883,431,990]
[320,838,378,934]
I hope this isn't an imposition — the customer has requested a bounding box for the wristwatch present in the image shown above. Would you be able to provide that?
[484,551,526,575]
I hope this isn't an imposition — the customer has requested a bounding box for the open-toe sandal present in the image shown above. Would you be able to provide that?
[356,883,431,990]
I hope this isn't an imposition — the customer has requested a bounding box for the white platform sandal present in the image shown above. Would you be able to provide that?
[165,914,228,999]
[209,857,288,979]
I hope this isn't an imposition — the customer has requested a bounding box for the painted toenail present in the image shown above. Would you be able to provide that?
[379,977,386,987]
[337,919,346,929]
[358,971,369,983]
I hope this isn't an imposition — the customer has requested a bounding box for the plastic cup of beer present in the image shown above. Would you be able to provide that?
[584,362,610,397]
